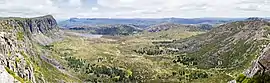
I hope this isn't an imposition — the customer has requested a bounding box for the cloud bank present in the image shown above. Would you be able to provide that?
[0,0,269,19]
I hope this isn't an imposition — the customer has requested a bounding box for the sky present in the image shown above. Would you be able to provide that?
[0,0,270,20]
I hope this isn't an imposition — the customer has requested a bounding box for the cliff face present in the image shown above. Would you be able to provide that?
[16,15,62,45]
[0,15,62,83]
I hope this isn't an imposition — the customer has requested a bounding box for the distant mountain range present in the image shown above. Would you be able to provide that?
[61,17,270,36]
[58,18,248,28]
[66,24,143,36]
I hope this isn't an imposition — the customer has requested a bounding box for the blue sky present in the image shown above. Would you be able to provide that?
[0,0,269,19]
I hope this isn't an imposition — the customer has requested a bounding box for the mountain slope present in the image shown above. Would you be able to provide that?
[0,15,79,83]
[146,23,209,32]
[170,19,270,69]
[136,19,270,82]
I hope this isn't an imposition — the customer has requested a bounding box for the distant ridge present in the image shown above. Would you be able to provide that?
[58,17,247,28]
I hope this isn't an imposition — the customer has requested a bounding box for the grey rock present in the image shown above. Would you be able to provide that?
[228,80,236,83]
[0,65,18,83]
[245,44,270,77]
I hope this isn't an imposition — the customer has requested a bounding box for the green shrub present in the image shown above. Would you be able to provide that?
[5,67,25,83]
[236,74,246,82]
[16,32,24,41]
[235,73,270,83]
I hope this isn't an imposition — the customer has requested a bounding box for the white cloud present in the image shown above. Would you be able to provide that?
[91,7,99,11]
[94,0,270,18]
[68,0,81,7]
[0,0,269,19]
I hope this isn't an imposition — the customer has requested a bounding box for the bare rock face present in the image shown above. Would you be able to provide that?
[245,44,270,77]
[228,80,236,83]
[0,15,61,82]
[15,15,63,45]
[0,65,18,83]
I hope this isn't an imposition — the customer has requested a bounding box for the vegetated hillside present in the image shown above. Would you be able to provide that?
[66,24,143,36]
[136,23,205,40]
[0,15,79,83]
[136,18,270,82]
[172,18,269,69]
[146,23,211,32]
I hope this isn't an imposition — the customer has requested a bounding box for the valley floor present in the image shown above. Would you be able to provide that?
[41,31,238,83]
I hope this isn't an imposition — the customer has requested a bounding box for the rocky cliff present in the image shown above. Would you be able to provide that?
[0,15,66,83]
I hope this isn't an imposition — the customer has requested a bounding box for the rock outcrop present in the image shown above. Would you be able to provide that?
[0,15,62,83]
[0,65,18,83]
[236,19,270,82]
[244,43,270,82]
